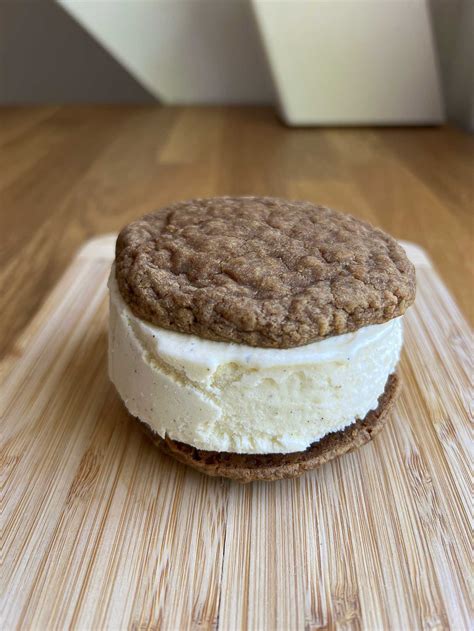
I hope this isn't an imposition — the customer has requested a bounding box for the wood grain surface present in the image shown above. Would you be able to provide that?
[1,236,471,630]
[1,106,473,367]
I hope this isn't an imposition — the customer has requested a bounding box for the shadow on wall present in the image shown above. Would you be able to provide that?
[0,0,274,106]
[428,0,474,130]
[155,0,274,103]
[55,0,274,105]
[0,0,156,104]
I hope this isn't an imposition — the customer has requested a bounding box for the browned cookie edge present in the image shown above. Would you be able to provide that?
[116,197,416,348]
[142,373,400,482]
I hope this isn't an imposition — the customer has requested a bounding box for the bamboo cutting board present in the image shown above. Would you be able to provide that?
[1,236,471,631]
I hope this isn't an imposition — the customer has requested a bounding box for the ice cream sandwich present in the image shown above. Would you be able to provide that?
[109,197,415,481]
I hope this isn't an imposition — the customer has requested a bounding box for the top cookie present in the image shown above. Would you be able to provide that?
[115,197,415,348]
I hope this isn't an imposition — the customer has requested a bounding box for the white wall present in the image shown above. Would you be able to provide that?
[58,0,274,104]
[253,0,444,125]
[2,0,472,129]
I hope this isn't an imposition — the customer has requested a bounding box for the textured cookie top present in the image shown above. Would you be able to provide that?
[115,197,415,348]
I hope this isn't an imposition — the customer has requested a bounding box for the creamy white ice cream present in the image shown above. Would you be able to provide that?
[108,270,402,454]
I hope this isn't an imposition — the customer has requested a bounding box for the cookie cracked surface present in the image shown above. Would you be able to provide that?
[116,197,415,348]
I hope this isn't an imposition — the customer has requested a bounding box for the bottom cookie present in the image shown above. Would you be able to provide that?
[142,373,400,482]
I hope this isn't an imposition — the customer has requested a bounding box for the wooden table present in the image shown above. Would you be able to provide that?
[1,106,473,360]
[1,107,472,629]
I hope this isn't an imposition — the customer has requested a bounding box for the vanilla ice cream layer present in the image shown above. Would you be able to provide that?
[108,271,403,454]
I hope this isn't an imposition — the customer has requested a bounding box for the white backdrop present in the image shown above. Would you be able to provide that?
[59,0,274,104]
